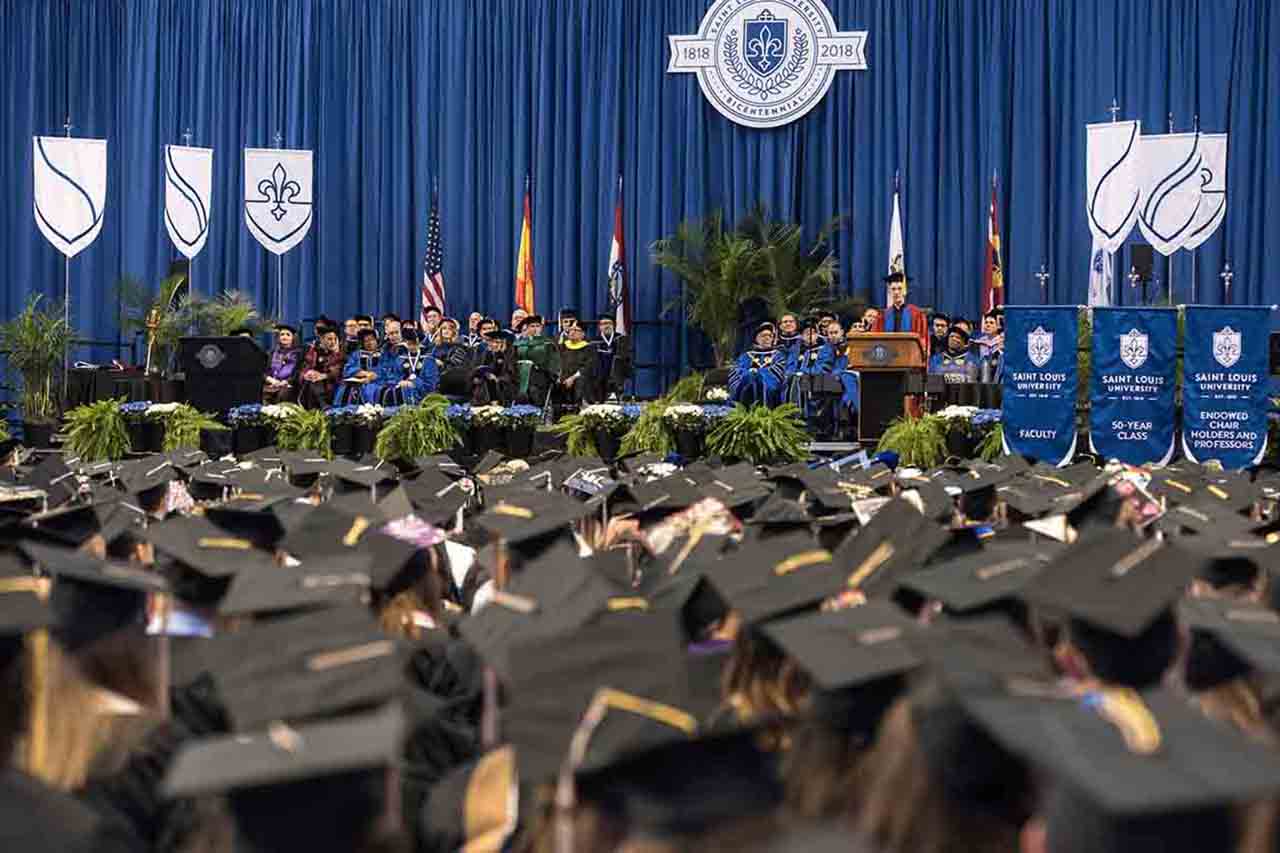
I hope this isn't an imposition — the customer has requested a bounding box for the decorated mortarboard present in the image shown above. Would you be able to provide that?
[830,498,951,599]
[20,541,166,651]
[897,543,1051,616]
[216,552,373,619]
[163,703,404,798]
[502,615,694,786]
[211,605,404,731]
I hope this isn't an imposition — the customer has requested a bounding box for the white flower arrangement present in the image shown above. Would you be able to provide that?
[470,404,506,426]
[579,403,629,433]
[354,403,384,425]
[662,403,707,432]
[261,403,301,421]
[934,404,979,421]
[146,402,180,416]
[705,387,729,402]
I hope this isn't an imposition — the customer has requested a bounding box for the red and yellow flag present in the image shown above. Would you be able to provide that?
[515,181,535,313]
[983,177,1004,313]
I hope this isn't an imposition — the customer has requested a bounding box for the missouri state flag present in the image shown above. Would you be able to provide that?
[515,176,535,313]
[607,175,630,335]
[983,177,1004,313]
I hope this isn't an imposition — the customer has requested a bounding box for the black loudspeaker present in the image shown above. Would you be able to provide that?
[1130,244,1154,281]
[1270,333,1280,375]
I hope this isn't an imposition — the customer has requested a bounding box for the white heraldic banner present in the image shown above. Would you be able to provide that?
[1085,121,1141,253]
[165,144,214,259]
[243,147,313,255]
[32,136,107,258]
[1136,132,1229,256]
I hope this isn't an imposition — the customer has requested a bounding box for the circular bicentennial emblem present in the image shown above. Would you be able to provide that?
[668,0,868,129]
[196,344,226,370]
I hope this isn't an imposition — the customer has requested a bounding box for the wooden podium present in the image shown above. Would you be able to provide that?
[844,333,927,441]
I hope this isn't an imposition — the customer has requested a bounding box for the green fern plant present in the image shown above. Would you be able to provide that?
[0,294,76,423]
[192,290,275,337]
[705,403,809,465]
[550,412,599,457]
[976,423,1005,462]
[63,399,130,461]
[162,404,226,451]
[876,415,947,468]
[619,372,707,456]
[374,396,460,460]
[276,407,332,457]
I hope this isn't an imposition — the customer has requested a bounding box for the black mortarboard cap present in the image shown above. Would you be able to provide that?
[18,502,101,547]
[25,454,77,507]
[897,543,1049,615]
[277,504,378,559]
[329,461,400,492]
[830,498,951,598]
[203,506,287,551]
[145,515,274,579]
[212,606,404,731]
[1181,597,1280,682]
[118,456,180,496]
[216,552,373,619]
[762,602,921,692]
[475,491,593,543]
[163,703,403,797]
[502,615,693,785]
[20,541,166,651]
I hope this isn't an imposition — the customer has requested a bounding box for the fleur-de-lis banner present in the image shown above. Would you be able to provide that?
[243,147,313,255]
[165,144,213,259]
[1088,307,1177,466]
[32,136,108,258]
[1085,121,1141,253]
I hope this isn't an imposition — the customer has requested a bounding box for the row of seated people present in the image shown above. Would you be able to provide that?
[263,308,633,410]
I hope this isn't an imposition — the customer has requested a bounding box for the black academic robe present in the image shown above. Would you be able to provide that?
[558,341,600,404]
[593,333,633,399]
[0,769,142,853]
[471,347,517,405]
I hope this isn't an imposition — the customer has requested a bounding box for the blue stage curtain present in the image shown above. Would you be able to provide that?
[2,0,1278,393]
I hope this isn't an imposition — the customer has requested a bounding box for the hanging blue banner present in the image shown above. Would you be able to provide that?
[1088,307,1177,465]
[1181,306,1272,469]
[1001,306,1078,465]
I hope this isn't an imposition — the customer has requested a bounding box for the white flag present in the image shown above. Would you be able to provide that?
[887,186,904,276]
[1135,132,1205,256]
[244,148,314,255]
[1086,121,1141,253]
[1087,238,1112,307]
[32,136,107,258]
[164,145,213,259]
[1181,132,1228,251]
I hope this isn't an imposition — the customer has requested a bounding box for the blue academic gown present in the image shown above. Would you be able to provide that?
[928,350,981,383]
[729,348,787,407]
[379,346,440,405]
[786,342,835,416]
[833,354,861,422]
[336,350,386,405]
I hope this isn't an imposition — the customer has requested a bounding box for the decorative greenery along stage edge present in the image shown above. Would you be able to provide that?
[159,404,226,451]
[374,395,460,460]
[0,294,77,424]
[876,415,948,469]
[275,407,333,458]
[64,399,131,462]
[618,373,706,457]
[705,403,810,465]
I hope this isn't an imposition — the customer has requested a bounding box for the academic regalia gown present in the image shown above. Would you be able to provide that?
[593,333,633,399]
[336,350,385,405]
[833,352,862,433]
[929,349,981,383]
[431,342,471,374]
[0,769,142,853]
[298,344,345,410]
[785,342,835,417]
[263,346,301,403]
[729,347,787,407]
[471,348,517,405]
[380,346,440,406]
[558,340,600,404]
[514,337,561,406]
[875,304,930,354]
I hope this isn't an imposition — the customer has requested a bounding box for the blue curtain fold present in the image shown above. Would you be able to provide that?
[2,0,1278,394]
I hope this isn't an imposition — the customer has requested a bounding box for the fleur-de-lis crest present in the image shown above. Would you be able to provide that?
[745,23,784,72]
[258,162,302,221]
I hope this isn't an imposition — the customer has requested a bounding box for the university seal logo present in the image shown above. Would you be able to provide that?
[668,0,868,129]
[1027,326,1054,368]
[1119,328,1149,370]
[1212,326,1241,369]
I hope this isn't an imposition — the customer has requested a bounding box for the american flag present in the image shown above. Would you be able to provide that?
[421,190,446,326]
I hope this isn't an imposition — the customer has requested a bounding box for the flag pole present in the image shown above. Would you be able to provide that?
[273,130,284,324]
[62,114,72,406]
[182,127,194,301]
[1166,112,1175,303]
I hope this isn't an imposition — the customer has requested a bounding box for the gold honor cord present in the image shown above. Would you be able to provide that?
[1084,688,1162,755]
[846,541,896,590]
[773,549,833,576]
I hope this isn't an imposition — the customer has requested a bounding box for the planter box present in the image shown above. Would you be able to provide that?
[472,424,503,456]
[352,424,377,456]
[505,426,535,458]
[330,422,354,456]
[232,425,269,456]
[673,429,705,460]
[22,421,55,449]
[594,429,622,462]
[142,420,167,453]
[126,422,146,453]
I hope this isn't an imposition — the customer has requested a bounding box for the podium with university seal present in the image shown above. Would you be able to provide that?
[843,333,926,440]
[179,337,268,413]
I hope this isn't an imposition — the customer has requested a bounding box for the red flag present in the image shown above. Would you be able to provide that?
[515,178,535,313]
[982,178,1004,313]
[607,175,629,335]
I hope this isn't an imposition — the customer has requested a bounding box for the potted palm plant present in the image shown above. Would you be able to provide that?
[0,295,75,448]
